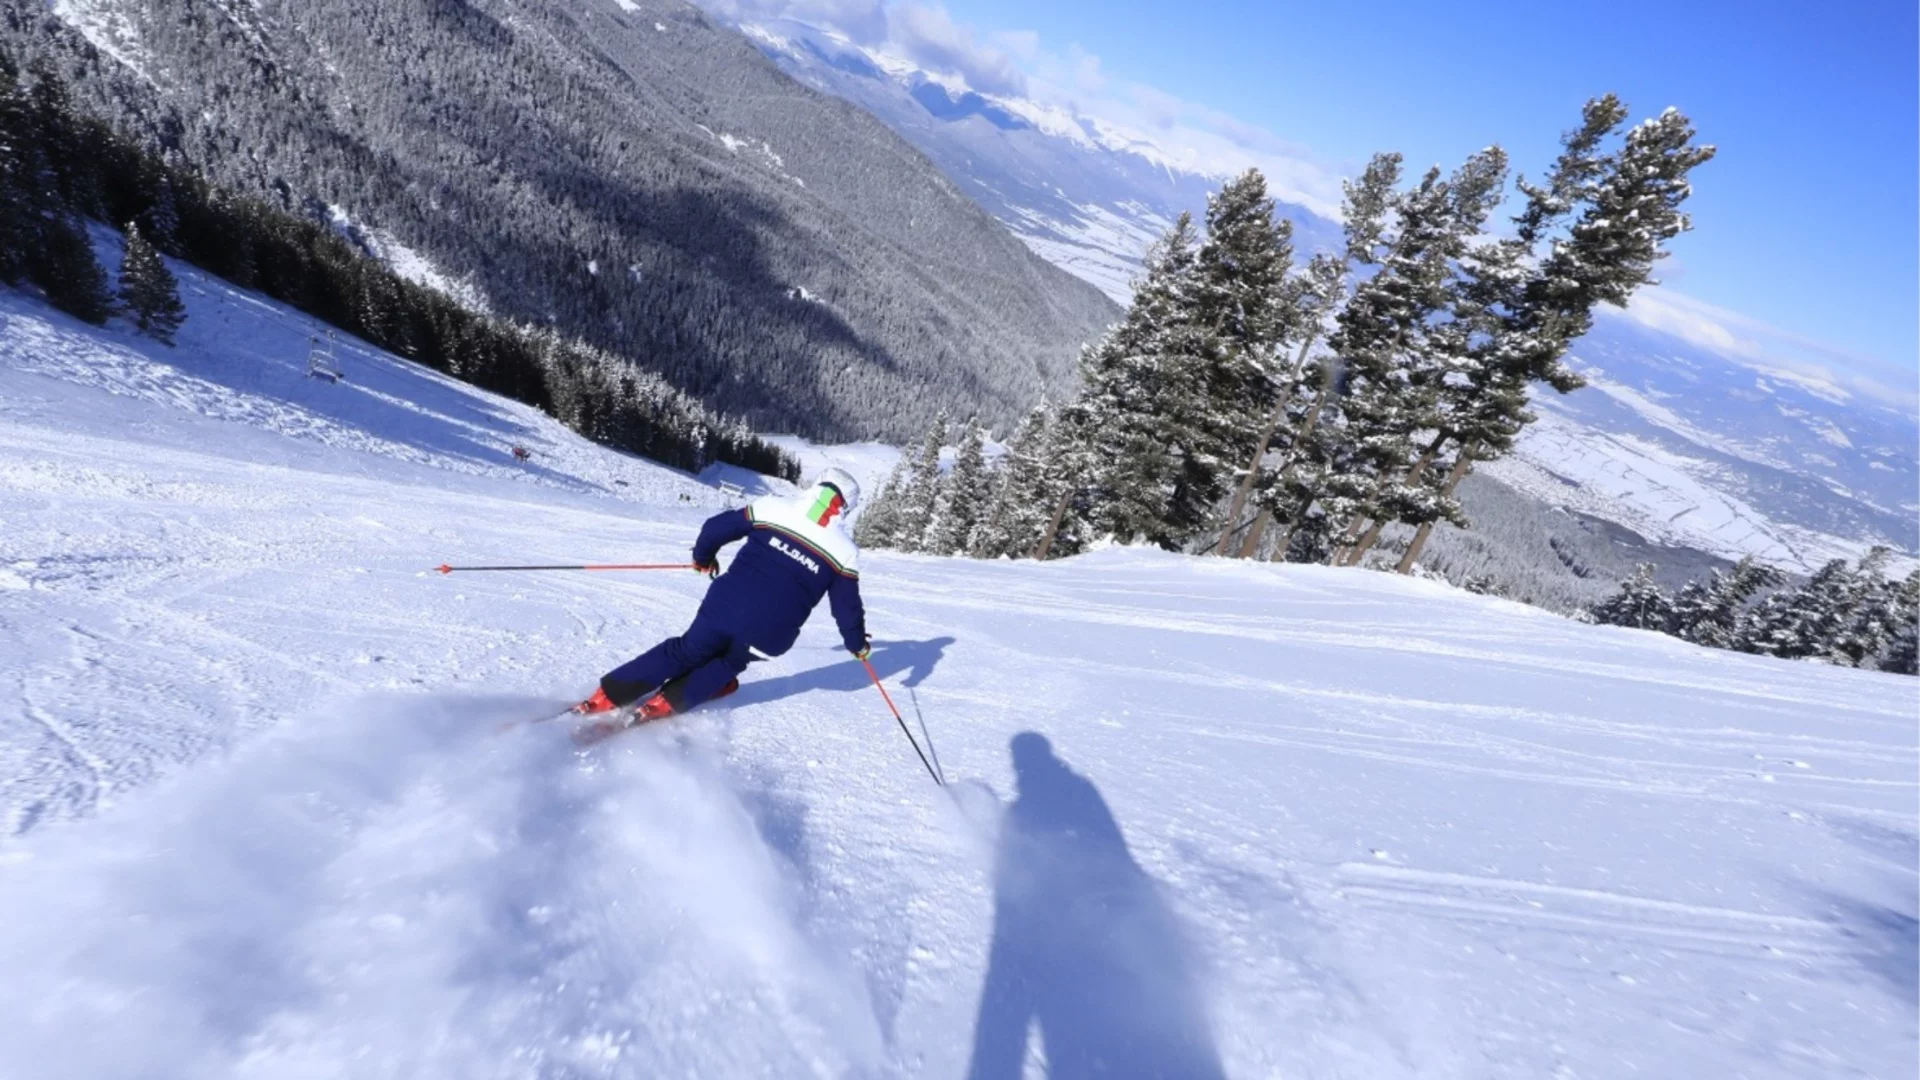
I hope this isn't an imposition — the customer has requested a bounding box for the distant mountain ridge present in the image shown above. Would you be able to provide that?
[733,14,1917,569]
[12,0,1119,442]
[738,17,1343,304]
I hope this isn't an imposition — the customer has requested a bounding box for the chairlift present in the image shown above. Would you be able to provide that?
[307,331,343,382]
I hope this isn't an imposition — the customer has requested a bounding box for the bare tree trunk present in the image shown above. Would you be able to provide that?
[1031,484,1074,561]
[1404,432,1447,483]
[1394,440,1478,574]
[1344,518,1388,566]
[1212,334,1318,556]
[1340,431,1451,566]
[1267,518,1294,562]
[1237,507,1272,559]
[1394,521,1434,576]
[1211,397,1285,557]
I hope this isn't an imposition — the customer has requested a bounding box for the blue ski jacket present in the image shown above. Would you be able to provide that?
[689,486,867,658]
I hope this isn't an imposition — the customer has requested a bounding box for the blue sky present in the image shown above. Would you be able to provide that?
[708,0,1916,393]
[938,0,1917,376]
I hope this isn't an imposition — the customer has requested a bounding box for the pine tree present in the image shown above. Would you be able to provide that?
[973,401,1053,558]
[1077,217,1202,546]
[853,459,910,550]
[1221,251,1346,556]
[1830,548,1901,667]
[1881,570,1920,675]
[1170,169,1296,544]
[1741,558,1852,659]
[135,157,182,252]
[1671,557,1780,649]
[1390,98,1714,575]
[1589,564,1674,630]
[1882,622,1918,677]
[892,412,948,553]
[931,416,990,556]
[118,221,187,344]
[1322,162,1466,563]
[30,213,115,325]
[1032,395,1101,560]
[22,58,100,217]
[1253,153,1402,561]
[0,50,35,287]
[1338,146,1511,565]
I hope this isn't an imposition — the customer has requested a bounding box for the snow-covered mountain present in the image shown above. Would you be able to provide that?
[732,15,1918,571]
[3,242,1914,1078]
[735,17,1339,304]
[1496,316,1920,571]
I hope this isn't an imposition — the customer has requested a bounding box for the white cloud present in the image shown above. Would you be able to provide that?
[694,0,1344,215]
[700,0,889,42]
[1610,287,1915,410]
[888,3,1028,97]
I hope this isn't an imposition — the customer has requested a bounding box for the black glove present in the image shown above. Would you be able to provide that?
[693,561,719,579]
[850,633,872,661]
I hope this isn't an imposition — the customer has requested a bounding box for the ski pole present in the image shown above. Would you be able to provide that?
[862,658,942,787]
[433,563,698,574]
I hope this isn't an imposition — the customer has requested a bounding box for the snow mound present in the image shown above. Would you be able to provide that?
[0,695,898,1076]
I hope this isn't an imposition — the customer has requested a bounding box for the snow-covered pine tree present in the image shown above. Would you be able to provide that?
[1880,570,1919,675]
[1393,97,1714,575]
[1339,147,1511,565]
[1169,169,1296,545]
[1883,622,1919,676]
[1549,106,1717,316]
[1255,153,1402,561]
[973,400,1053,558]
[1078,216,1202,546]
[118,221,186,344]
[1588,564,1675,630]
[1218,250,1346,556]
[1388,98,1628,572]
[1829,548,1903,667]
[1740,558,1851,660]
[853,459,910,550]
[1670,557,1780,649]
[931,416,989,556]
[891,412,949,553]
[1032,394,1102,560]
[1322,162,1466,565]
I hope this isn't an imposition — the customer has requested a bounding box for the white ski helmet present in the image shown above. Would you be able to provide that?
[815,466,861,511]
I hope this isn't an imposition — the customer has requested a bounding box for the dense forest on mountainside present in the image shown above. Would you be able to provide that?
[1,44,797,479]
[1,0,1117,442]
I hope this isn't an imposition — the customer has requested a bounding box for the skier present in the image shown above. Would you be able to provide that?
[574,468,870,723]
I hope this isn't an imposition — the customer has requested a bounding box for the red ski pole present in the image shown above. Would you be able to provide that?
[863,658,942,786]
[434,562,698,574]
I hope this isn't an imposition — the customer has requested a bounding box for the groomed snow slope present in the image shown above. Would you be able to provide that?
[1,271,1916,1078]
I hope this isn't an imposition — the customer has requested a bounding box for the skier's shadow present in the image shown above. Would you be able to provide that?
[967,733,1226,1080]
[726,636,954,708]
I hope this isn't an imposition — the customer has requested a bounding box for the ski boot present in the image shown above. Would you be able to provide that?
[574,677,740,746]
[573,686,619,716]
[634,676,740,723]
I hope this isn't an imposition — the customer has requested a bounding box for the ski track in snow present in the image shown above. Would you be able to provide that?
[0,260,1916,1078]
